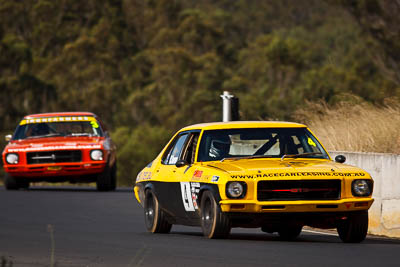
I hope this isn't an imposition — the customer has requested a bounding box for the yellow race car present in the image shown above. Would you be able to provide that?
[134,121,374,243]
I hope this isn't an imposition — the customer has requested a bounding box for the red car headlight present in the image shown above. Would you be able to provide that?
[90,150,103,161]
[6,153,19,164]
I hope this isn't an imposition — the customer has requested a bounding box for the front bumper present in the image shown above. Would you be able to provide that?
[4,161,106,178]
[220,198,374,213]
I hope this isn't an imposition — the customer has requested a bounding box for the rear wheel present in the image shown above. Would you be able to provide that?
[200,191,231,239]
[144,189,172,233]
[337,211,368,243]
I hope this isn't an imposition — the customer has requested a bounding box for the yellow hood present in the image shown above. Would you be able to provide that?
[205,158,369,179]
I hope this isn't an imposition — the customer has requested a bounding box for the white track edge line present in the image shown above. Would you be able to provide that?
[303,229,338,236]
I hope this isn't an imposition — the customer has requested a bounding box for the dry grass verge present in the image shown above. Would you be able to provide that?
[294,97,400,154]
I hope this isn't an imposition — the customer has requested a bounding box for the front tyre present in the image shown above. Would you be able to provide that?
[278,225,303,240]
[96,163,116,191]
[337,211,368,243]
[4,174,29,190]
[109,162,117,191]
[4,173,18,190]
[144,189,172,233]
[200,191,231,239]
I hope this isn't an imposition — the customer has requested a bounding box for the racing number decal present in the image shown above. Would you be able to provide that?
[180,182,195,211]
[180,182,200,211]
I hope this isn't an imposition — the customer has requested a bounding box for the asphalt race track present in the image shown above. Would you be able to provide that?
[1,186,399,267]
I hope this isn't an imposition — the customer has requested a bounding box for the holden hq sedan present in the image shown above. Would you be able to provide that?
[2,112,117,191]
[134,121,374,243]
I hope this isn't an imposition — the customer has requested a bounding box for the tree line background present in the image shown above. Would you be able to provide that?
[1,0,399,185]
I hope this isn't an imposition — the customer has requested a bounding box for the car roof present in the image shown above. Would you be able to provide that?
[23,112,96,119]
[180,121,307,131]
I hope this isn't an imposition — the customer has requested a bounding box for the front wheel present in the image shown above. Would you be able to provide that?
[337,211,368,243]
[200,191,231,239]
[144,189,172,233]
[4,174,29,190]
[277,225,303,240]
[109,162,117,191]
[96,164,116,191]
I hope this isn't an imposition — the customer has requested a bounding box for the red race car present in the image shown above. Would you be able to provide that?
[2,112,117,191]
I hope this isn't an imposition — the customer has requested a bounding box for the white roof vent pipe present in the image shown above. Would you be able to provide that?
[220,91,235,122]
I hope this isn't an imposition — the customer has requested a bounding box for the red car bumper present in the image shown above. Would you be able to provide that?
[4,161,106,178]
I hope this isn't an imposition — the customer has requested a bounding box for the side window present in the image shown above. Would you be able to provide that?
[181,132,200,164]
[163,133,189,165]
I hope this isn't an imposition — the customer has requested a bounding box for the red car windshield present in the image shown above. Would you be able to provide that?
[12,117,104,140]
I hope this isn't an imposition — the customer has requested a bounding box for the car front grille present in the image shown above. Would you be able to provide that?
[27,150,82,164]
[257,180,341,201]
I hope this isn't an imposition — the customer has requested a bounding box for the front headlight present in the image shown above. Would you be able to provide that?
[6,153,19,164]
[226,181,247,199]
[90,150,103,161]
[352,179,373,197]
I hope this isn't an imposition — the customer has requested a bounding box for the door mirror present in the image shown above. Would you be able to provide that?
[5,134,12,142]
[175,159,187,168]
[335,155,346,163]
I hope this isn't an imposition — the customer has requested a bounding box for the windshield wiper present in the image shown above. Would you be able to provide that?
[26,133,64,139]
[281,152,323,161]
[221,155,273,162]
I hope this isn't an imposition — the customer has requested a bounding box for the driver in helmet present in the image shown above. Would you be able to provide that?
[209,135,231,160]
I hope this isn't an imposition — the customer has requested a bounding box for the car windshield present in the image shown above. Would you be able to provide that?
[12,116,103,140]
[197,128,329,162]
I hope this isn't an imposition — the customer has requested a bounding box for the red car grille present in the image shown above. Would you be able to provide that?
[27,150,82,164]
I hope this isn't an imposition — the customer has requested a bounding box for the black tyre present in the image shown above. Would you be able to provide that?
[144,189,172,233]
[109,162,117,191]
[4,174,29,190]
[337,211,368,243]
[277,225,303,240]
[96,164,116,191]
[200,191,231,239]
[261,226,274,234]
[4,173,19,190]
